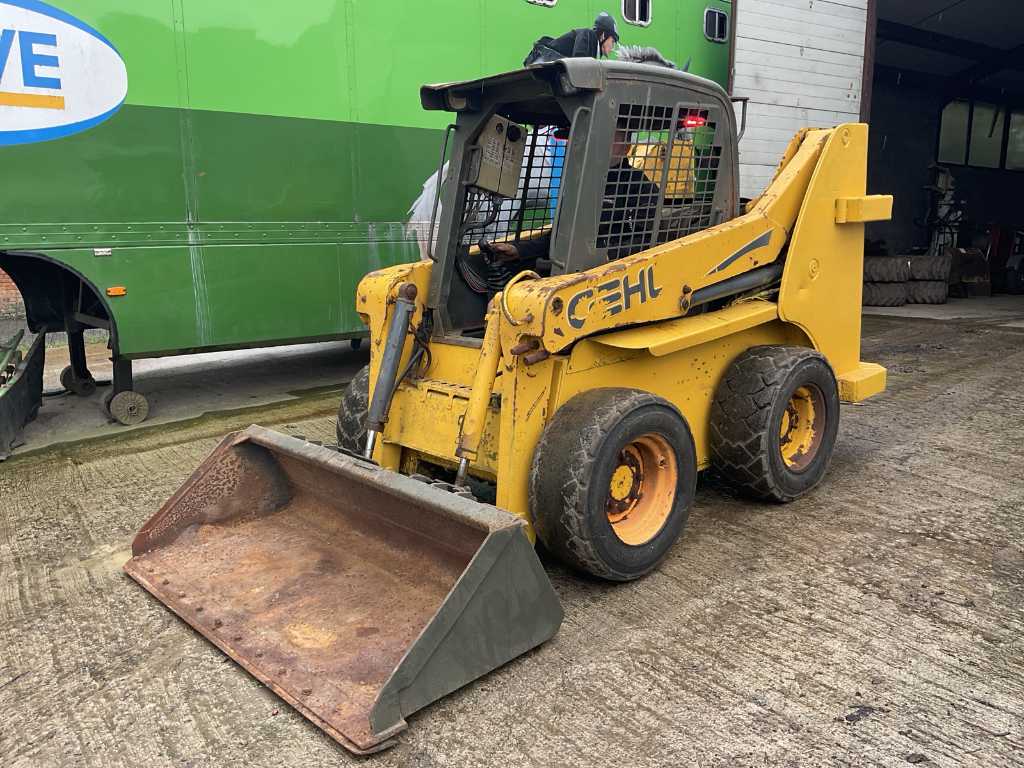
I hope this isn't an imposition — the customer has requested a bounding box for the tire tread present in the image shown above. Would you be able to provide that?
[709,346,833,502]
[530,388,690,581]
[336,366,370,451]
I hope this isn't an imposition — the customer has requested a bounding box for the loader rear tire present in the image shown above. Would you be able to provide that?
[710,346,839,503]
[530,388,697,582]
[336,365,370,452]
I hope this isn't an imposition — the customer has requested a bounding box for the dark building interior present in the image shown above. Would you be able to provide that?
[865,0,1024,275]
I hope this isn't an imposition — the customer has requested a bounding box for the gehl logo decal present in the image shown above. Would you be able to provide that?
[567,265,662,329]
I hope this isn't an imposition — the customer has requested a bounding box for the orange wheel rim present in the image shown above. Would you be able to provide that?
[779,384,825,472]
[605,434,677,546]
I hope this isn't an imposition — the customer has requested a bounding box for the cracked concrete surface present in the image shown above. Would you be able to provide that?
[1,310,1022,767]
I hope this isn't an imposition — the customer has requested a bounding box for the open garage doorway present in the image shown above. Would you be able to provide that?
[862,0,1024,325]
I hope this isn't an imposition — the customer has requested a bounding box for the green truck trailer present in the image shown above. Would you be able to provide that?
[0,0,732,441]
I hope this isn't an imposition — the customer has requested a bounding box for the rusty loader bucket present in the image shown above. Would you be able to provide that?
[124,425,563,754]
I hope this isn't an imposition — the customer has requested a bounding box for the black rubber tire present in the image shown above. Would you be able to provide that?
[862,281,907,307]
[863,256,910,283]
[529,388,697,582]
[60,365,96,397]
[906,280,948,304]
[336,365,370,452]
[710,346,840,503]
[909,252,953,281]
[107,390,149,426]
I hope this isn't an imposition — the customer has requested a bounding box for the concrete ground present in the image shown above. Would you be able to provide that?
[1,299,1023,767]
[863,294,1024,329]
[0,322,367,458]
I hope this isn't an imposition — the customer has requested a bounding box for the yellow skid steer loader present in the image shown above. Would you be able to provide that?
[125,59,891,753]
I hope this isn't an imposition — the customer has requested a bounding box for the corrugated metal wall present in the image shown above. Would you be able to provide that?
[733,0,867,198]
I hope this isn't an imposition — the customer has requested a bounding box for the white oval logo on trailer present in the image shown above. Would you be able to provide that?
[0,0,127,146]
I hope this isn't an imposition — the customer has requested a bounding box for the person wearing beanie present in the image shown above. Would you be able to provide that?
[524,11,620,66]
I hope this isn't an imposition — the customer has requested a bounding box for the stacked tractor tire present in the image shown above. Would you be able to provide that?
[862,251,952,307]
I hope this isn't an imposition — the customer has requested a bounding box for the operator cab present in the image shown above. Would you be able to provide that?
[420,59,738,337]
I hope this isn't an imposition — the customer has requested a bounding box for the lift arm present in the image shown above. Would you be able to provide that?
[499,125,890,359]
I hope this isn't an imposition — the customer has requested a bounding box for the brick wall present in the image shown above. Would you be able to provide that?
[0,268,25,319]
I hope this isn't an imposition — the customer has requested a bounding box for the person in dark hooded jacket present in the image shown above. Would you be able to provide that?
[524,11,620,66]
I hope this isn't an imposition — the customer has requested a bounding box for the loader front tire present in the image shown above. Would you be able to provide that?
[530,388,697,582]
[710,346,839,503]
[336,365,370,452]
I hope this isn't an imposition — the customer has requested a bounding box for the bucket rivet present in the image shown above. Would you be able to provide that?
[233,635,243,642]
[162,579,169,585]
[195,607,204,613]
[255,652,263,658]
[301,688,312,697]
[178,592,186,598]
[213,619,223,628]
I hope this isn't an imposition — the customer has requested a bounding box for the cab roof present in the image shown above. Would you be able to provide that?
[420,58,730,116]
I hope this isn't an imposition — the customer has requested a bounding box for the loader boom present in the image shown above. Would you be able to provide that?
[498,126,891,379]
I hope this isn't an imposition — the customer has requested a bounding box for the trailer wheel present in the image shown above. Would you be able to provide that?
[336,365,370,452]
[530,388,697,581]
[107,390,149,426]
[710,346,839,502]
[60,365,96,397]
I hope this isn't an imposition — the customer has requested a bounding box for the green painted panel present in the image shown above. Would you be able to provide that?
[180,0,352,124]
[1,104,440,232]
[1,105,186,225]
[53,0,181,107]
[48,0,730,125]
[48,240,418,356]
[349,0,485,129]
[185,109,441,222]
[53,246,201,354]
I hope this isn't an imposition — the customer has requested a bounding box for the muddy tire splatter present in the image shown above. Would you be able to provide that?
[710,346,839,502]
[529,388,697,581]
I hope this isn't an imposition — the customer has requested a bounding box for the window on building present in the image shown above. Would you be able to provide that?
[937,99,1024,171]
[937,100,969,165]
[968,102,1004,169]
[623,0,651,26]
[704,8,729,42]
[1007,111,1024,171]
